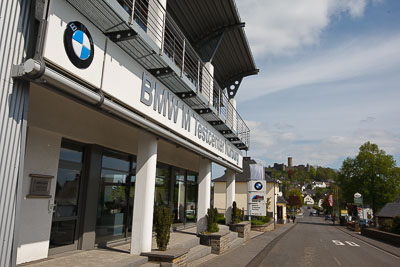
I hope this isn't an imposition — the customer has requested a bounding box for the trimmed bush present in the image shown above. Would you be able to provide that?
[154,201,173,251]
[207,208,219,233]
[231,201,241,224]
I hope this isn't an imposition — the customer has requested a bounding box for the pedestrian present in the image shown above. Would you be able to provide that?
[293,214,296,223]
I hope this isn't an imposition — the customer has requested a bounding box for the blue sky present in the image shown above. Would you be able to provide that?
[213,0,400,178]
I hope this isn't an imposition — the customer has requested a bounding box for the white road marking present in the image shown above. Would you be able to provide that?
[345,241,360,247]
[333,256,342,266]
[332,240,345,246]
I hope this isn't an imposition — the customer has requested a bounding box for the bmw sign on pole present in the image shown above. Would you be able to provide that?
[247,181,267,216]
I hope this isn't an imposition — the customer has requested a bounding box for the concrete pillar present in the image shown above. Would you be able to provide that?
[225,169,235,224]
[197,158,211,233]
[131,131,158,255]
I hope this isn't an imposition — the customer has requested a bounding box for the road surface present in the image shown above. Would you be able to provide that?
[257,210,400,266]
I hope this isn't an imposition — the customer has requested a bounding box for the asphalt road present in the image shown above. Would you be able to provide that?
[257,210,400,267]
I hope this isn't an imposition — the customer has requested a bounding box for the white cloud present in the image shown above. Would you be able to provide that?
[246,120,400,168]
[237,33,400,101]
[237,0,371,57]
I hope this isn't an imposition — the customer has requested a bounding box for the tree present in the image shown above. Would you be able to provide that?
[337,142,400,217]
[287,189,303,210]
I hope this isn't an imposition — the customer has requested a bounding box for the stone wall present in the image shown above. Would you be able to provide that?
[251,221,274,232]
[229,222,251,241]
[199,231,230,255]
[361,228,400,247]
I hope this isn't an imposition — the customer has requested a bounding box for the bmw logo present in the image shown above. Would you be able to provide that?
[254,182,263,190]
[64,21,94,69]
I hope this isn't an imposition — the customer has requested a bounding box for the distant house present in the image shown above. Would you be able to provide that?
[304,195,315,205]
[375,196,400,227]
[277,196,288,224]
[312,181,326,189]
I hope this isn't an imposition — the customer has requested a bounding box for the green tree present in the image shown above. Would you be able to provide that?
[287,189,304,210]
[337,142,400,217]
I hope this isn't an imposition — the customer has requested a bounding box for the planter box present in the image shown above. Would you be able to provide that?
[141,248,189,267]
[347,222,360,232]
[251,221,274,232]
[198,231,230,255]
[229,221,251,242]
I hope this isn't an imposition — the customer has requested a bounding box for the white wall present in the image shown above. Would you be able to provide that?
[213,181,248,214]
[17,128,61,264]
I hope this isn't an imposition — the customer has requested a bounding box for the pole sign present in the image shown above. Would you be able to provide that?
[328,194,334,207]
[247,181,267,216]
[354,192,363,205]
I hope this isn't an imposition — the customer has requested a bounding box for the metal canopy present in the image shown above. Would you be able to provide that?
[166,0,258,88]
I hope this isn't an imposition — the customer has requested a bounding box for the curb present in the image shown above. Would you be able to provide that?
[335,226,400,259]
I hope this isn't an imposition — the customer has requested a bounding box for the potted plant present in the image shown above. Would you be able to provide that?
[154,196,173,251]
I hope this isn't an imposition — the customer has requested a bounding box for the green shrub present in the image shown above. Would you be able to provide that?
[231,201,242,224]
[251,219,265,226]
[392,216,400,234]
[380,219,393,232]
[154,200,173,251]
[207,208,219,233]
[216,213,225,224]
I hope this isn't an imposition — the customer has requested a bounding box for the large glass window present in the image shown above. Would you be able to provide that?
[155,164,170,206]
[185,172,198,223]
[173,168,186,223]
[96,150,136,244]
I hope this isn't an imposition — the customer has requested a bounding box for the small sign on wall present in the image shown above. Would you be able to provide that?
[27,174,54,198]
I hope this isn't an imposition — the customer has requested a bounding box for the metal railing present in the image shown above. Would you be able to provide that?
[117,0,250,148]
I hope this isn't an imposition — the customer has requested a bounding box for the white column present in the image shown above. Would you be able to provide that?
[197,158,211,233]
[225,169,235,224]
[131,131,158,254]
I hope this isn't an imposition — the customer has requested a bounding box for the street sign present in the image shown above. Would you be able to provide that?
[354,197,363,205]
[247,181,267,216]
[354,192,362,198]
[328,194,334,207]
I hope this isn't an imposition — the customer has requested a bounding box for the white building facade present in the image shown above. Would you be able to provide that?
[1,0,258,265]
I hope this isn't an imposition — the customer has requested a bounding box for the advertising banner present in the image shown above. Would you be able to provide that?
[247,181,267,216]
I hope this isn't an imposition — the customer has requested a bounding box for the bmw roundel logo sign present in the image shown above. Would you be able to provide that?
[64,21,94,69]
[254,182,263,190]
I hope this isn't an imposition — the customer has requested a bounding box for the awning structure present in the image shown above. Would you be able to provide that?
[167,0,259,90]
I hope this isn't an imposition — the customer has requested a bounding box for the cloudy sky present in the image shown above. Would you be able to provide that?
[213,0,400,177]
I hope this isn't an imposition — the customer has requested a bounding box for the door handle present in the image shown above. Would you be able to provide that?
[48,200,57,213]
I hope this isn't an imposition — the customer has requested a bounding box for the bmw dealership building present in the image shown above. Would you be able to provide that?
[0,0,258,265]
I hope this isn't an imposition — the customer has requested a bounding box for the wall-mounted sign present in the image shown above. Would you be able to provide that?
[63,21,94,69]
[247,180,266,216]
[27,174,54,198]
[43,0,243,168]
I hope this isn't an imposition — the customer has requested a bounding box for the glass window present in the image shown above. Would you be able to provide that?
[96,149,136,244]
[59,147,83,163]
[155,164,170,207]
[185,172,198,223]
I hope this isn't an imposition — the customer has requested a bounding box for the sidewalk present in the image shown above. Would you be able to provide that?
[336,225,400,258]
[196,223,297,267]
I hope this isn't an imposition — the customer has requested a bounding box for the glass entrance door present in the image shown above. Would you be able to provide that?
[49,141,84,254]
[95,149,136,245]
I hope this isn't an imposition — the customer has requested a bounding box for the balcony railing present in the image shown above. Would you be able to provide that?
[116,0,250,149]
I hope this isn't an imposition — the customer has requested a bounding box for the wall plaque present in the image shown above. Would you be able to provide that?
[27,174,54,198]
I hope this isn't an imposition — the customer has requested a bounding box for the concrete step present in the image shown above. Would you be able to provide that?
[138,262,160,267]
[115,255,148,267]
[186,245,212,263]
[186,253,218,267]
[152,232,200,251]
[229,231,238,242]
